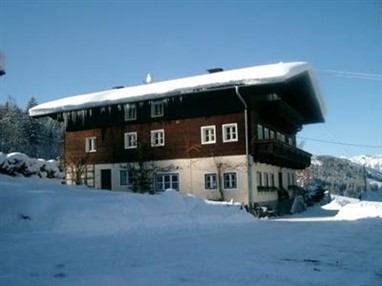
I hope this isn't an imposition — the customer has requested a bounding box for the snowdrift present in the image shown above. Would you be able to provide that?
[323,195,382,221]
[0,175,253,235]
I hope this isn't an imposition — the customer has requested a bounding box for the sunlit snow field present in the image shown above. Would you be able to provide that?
[1,174,381,286]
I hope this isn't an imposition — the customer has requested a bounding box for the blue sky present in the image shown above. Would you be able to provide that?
[1,0,381,157]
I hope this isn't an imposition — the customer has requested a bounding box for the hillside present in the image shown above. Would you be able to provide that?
[349,154,382,172]
[301,155,382,198]
[1,174,382,286]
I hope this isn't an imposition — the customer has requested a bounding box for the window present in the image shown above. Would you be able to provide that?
[120,170,130,186]
[270,173,275,187]
[156,173,179,192]
[124,103,137,121]
[124,132,137,149]
[201,125,216,144]
[257,125,263,140]
[151,100,164,118]
[223,172,237,189]
[222,123,238,142]
[277,132,286,142]
[204,173,217,190]
[264,128,269,140]
[288,173,295,186]
[85,137,97,152]
[151,129,165,147]
[257,171,262,187]
[264,173,269,187]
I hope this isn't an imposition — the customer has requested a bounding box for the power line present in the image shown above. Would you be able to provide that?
[318,69,382,81]
[297,136,382,149]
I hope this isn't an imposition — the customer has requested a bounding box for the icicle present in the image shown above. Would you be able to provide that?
[89,109,92,117]
[63,112,69,128]
[101,107,105,113]
[77,110,85,126]
[71,111,77,123]
[117,105,122,111]
[108,106,112,114]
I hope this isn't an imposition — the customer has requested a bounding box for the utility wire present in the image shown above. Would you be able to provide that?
[297,136,382,149]
[318,69,382,81]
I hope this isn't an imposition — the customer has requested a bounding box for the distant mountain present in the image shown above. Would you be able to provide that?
[348,155,382,172]
[299,155,382,198]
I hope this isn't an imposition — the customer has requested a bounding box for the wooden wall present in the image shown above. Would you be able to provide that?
[65,112,247,164]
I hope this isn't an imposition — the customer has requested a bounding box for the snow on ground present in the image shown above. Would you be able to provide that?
[1,175,382,286]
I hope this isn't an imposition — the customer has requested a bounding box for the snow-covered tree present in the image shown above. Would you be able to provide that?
[0,97,64,159]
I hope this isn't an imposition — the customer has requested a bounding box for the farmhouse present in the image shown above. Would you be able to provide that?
[29,62,324,209]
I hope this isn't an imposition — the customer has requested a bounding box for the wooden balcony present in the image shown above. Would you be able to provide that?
[253,139,311,169]
[260,99,304,134]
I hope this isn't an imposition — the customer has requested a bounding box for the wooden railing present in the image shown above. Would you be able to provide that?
[253,139,311,169]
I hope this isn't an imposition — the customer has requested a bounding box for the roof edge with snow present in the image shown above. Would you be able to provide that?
[29,62,325,118]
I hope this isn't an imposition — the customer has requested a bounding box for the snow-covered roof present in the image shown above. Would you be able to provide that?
[29,62,325,117]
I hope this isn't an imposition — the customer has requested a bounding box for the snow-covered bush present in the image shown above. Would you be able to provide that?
[0,152,63,179]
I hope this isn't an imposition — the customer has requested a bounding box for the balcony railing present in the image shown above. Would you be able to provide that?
[253,139,311,169]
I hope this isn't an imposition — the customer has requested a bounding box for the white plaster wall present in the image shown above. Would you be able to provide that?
[153,155,248,203]
[89,156,296,207]
[91,156,249,202]
[252,163,279,204]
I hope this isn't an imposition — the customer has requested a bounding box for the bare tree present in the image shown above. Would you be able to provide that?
[123,143,176,194]
[64,155,89,185]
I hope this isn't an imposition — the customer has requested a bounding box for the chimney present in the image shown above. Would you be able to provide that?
[0,53,5,76]
[207,68,224,74]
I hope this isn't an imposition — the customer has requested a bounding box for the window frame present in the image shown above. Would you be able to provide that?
[120,169,130,186]
[270,130,275,140]
[151,100,164,118]
[257,124,264,140]
[222,123,238,143]
[85,137,97,153]
[124,103,137,121]
[264,127,270,140]
[264,173,269,187]
[270,173,275,187]
[201,125,216,144]
[223,172,237,190]
[151,129,165,147]
[257,171,262,187]
[155,173,179,192]
[204,173,218,190]
[124,132,138,149]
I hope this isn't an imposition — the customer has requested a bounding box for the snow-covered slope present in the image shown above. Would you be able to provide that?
[1,175,382,286]
[349,154,382,172]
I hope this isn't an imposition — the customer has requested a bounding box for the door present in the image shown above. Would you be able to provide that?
[101,169,112,190]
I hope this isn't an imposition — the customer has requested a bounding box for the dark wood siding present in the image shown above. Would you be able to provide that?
[64,88,245,132]
[65,112,246,164]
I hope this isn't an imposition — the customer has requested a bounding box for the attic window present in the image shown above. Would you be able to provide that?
[151,100,164,118]
[124,103,137,121]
